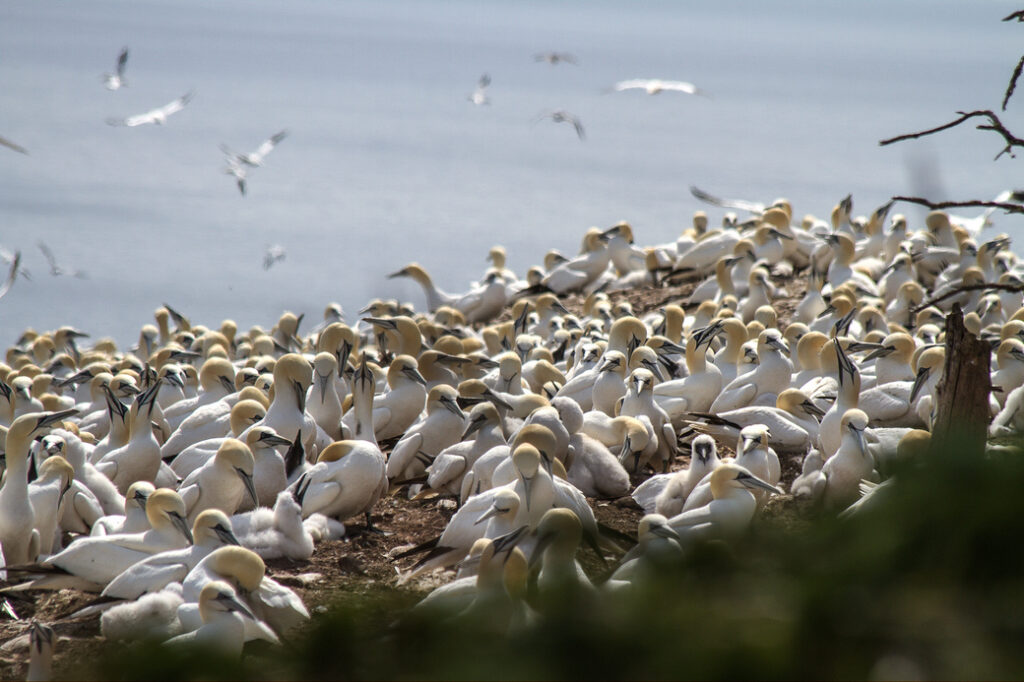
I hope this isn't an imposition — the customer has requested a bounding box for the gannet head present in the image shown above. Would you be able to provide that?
[474,488,521,526]
[910,347,945,402]
[8,409,79,447]
[37,455,74,500]
[193,509,241,547]
[215,439,258,507]
[457,379,512,412]
[462,402,500,439]
[598,350,626,376]
[246,426,292,452]
[638,513,681,543]
[530,508,582,566]
[208,546,265,592]
[512,444,541,509]
[427,384,463,418]
[513,424,557,473]
[146,488,193,544]
[274,354,312,412]
[387,354,426,389]
[198,580,256,624]
[616,416,650,473]
[840,409,870,455]
[758,329,788,356]
[691,434,717,464]
[710,463,784,500]
[739,424,771,452]
[198,357,235,395]
[125,480,155,514]
[486,245,508,269]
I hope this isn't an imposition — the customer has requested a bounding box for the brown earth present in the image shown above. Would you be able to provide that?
[0,271,812,680]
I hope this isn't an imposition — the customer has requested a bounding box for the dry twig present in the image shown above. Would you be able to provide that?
[879,110,1024,160]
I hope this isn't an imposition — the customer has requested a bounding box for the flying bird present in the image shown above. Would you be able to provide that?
[468,74,491,106]
[611,79,706,97]
[38,241,88,278]
[220,130,288,168]
[263,245,286,270]
[224,157,248,197]
[103,47,129,91]
[534,52,578,66]
[0,135,28,155]
[535,110,585,140]
[689,186,767,215]
[106,91,194,127]
[0,251,22,302]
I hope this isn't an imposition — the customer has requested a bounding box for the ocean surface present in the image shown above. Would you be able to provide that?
[0,0,1020,346]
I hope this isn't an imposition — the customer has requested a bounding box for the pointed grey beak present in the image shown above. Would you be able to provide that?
[259,431,293,448]
[363,317,398,331]
[133,488,150,511]
[403,367,427,386]
[293,380,308,413]
[440,395,464,418]
[168,510,194,544]
[236,467,259,507]
[216,591,257,622]
[910,365,930,403]
[215,522,241,546]
[650,523,681,542]
[462,415,487,439]
[474,503,507,526]
[737,471,784,495]
[315,371,330,403]
[38,408,79,429]
[863,345,894,362]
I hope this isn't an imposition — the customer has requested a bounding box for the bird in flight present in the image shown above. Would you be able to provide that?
[535,110,585,140]
[0,251,22,302]
[103,47,129,90]
[0,135,27,155]
[224,157,248,197]
[610,79,706,97]
[263,244,286,270]
[534,52,577,66]
[468,74,491,106]
[220,130,288,168]
[38,241,88,278]
[106,91,194,127]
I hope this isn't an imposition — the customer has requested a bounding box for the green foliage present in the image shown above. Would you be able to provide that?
[90,435,1024,680]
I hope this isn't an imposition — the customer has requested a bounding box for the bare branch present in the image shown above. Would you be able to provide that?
[1003,10,1024,22]
[913,283,1024,315]
[1004,56,1024,110]
[879,110,1024,160]
[890,195,1024,215]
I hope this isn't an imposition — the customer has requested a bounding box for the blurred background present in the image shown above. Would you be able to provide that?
[0,0,1020,344]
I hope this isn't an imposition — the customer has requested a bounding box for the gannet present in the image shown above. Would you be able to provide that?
[541,230,611,294]
[619,368,676,471]
[241,354,328,454]
[342,354,426,441]
[291,439,386,529]
[632,434,719,516]
[19,621,54,682]
[95,382,162,494]
[162,357,235,430]
[606,514,682,591]
[653,325,723,420]
[685,388,824,454]
[178,438,258,523]
[611,78,705,96]
[397,488,521,582]
[106,91,194,127]
[164,581,260,656]
[37,241,88,279]
[710,329,792,413]
[534,51,577,65]
[667,463,782,541]
[45,427,123,515]
[468,73,491,106]
[427,402,506,496]
[387,384,465,482]
[43,488,193,587]
[91,481,154,537]
[102,509,240,600]
[822,409,877,511]
[220,130,287,168]
[565,428,630,499]
[102,47,129,90]
[230,491,316,560]
[179,545,307,638]
[0,410,77,564]
[529,508,595,604]
[534,110,585,140]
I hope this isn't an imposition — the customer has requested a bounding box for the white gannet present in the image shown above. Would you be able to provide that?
[102,509,240,600]
[529,508,595,602]
[342,354,427,442]
[43,488,193,587]
[237,426,293,510]
[606,514,683,591]
[822,409,877,511]
[162,357,236,431]
[427,402,507,496]
[241,354,329,455]
[291,439,387,529]
[667,463,783,541]
[468,73,491,106]
[168,397,267,479]
[653,324,723,421]
[91,481,154,536]
[95,382,163,494]
[611,78,706,96]
[387,384,465,482]
[534,110,585,140]
[102,47,129,90]
[396,488,522,582]
[565,429,630,499]
[534,51,578,65]
[0,410,77,565]
[710,329,793,413]
[632,434,719,516]
[106,91,194,127]
[220,129,287,168]
[165,581,266,656]
[44,427,123,514]
[619,368,676,472]
[685,388,824,454]
[27,455,75,557]
[308,352,343,441]
[178,438,258,523]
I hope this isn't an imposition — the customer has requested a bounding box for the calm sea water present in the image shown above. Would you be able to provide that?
[0,0,1019,346]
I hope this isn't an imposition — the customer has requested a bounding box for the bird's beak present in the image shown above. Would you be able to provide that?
[440,395,464,418]
[910,365,930,403]
[215,523,241,546]
[236,467,259,507]
[462,415,486,439]
[169,510,194,544]
[293,380,307,413]
[259,431,292,448]
[738,472,784,495]
[650,523,681,542]
[217,592,257,622]
[474,504,505,526]
[403,367,427,386]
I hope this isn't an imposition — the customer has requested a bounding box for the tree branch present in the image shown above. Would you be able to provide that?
[1004,56,1024,110]
[879,110,1024,160]
[913,283,1024,315]
[890,196,1024,216]
[1003,10,1024,22]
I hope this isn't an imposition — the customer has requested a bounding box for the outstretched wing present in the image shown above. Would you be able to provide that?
[249,130,287,164]
[0,251,20,301]
[0,135,28,155]
[689,185,766,214]
[116,47,129,77]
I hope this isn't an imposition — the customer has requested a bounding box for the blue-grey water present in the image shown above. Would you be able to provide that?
[0,0,1020,346]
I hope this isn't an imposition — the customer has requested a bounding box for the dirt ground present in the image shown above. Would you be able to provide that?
[0,271,812,680]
